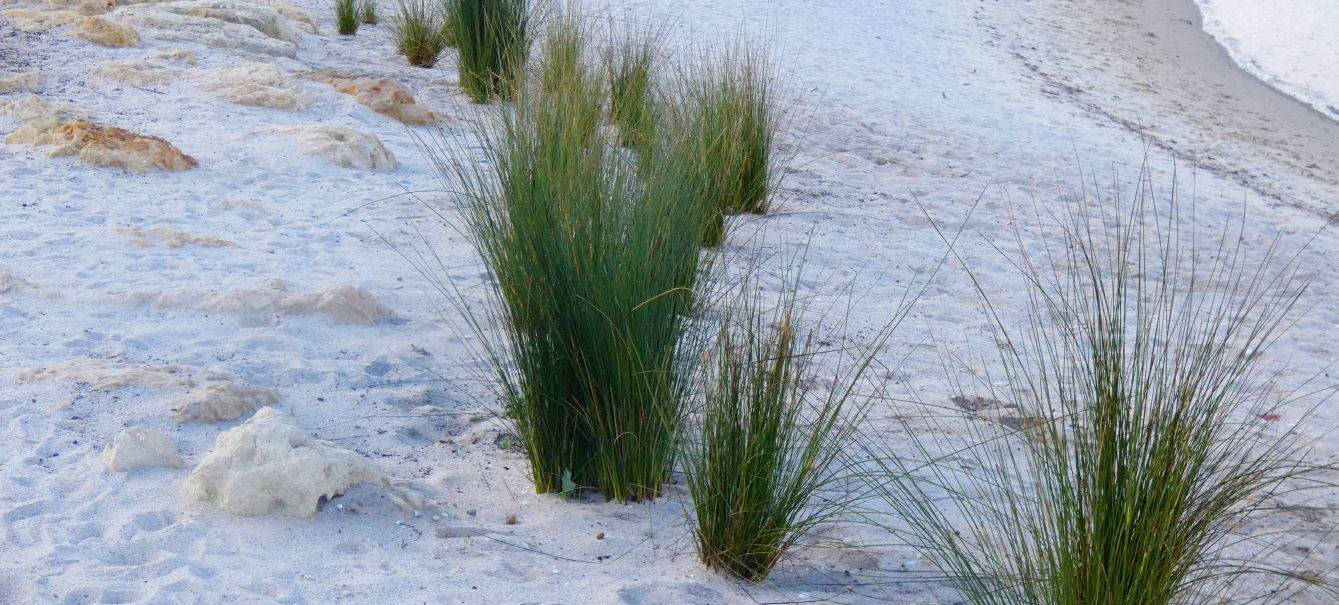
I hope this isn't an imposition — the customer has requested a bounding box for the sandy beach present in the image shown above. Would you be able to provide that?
[1,0,1336,603]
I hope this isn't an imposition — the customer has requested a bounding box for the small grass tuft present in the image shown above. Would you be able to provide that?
[392,0,447,68]
[438,0,458,47]
[685,266,894,582]
[604,22,660,150]
[451,0,530,103]
[535,12,601,147]
[670,42,779,245]
[360,0,377,24]
[870,173,1337,605]
[335,0,360,35]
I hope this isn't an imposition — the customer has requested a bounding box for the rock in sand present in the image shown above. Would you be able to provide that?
[184,407,424,518]
[267,125,396,170]
[10,119,197,172]
[0,71,43,93]
[199,63,313,111]
[103,426,184,472]
[169,381,278,424]
[309,71,447,125]
[73,15,139,46]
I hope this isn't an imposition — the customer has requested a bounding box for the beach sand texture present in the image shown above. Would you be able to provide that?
[1,0,1337,603]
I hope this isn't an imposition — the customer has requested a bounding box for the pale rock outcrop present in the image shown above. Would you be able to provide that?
[198,63,312,111]
[74,16,139,47]
[169,381,278,423]
[158,0,296,42]
[154,47,196,64]
[177,281,394,324]
[267,125,395,170]
[18,359,277,422]
[1,8,83,30]
[116,0,315,31]
[184,408,424,518]
[116,226,236,248]
[46,0,116,15]
[251,0,313,32]
[88,60,177,85]
[10,119,197,172]
[18,359,202,390]
[102,426,184,471]
[0,10,138,46]
[0,94,90,123]
[3,96,93,146]
[0,71,42,93]
[113,2,296,57]
[0,268,31,294]
[308,71,446,125]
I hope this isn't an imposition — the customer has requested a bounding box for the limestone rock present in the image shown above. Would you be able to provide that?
[18,359,274,422]
[0,268,31,294]
[116,0,315,30]
[184,281,395,324]
[46,0,115,15]
[154,47,196,64]
[309,71,445,125]
[88,60,176,85]
[18,359,202,390]
[116,226,236,248]
[3,96,93,147]
[0,9,137,45]
[184,408,423,518]
[170,381,278,423]
[0,94,90,123]
[0,71,42,93]
[14,120,197,172]
[1,8,83,30]
[268,125,395,170]
[102,426,184,471]
[74,15,138,46]
[251,0,313,32]
[199,63,312,111]
[114,3,296,57]
[116,0,296,40]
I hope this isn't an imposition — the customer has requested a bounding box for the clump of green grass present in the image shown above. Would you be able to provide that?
[685,268,894,582]
[450,0,530,103]
[360,0,377,24]
[870,177,1336,604]
[422,35,717,501]
[535,13,601,147]
[438,0,458,47]
[604,22,660,150]
[335,0,360,35]
[391,0,447,68]
[671,42,779,245]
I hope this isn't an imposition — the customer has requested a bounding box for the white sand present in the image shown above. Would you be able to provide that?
[1,0,1336,603]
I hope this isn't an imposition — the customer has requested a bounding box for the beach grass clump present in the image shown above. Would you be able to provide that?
[438,0,458,47]
[360,0,377,24]
[670,42,778,245]
[685,271,888,582]
[424,52,716,501]
[391,0,447,68]
[604,23,659,150]
[535,13,601,146]
[335,0,360,35]
[870,181,1334,605]
[450,0,530,103]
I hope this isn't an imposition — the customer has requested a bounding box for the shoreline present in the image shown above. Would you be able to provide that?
[991,0,1339,219]
[1151,0,1339,131]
